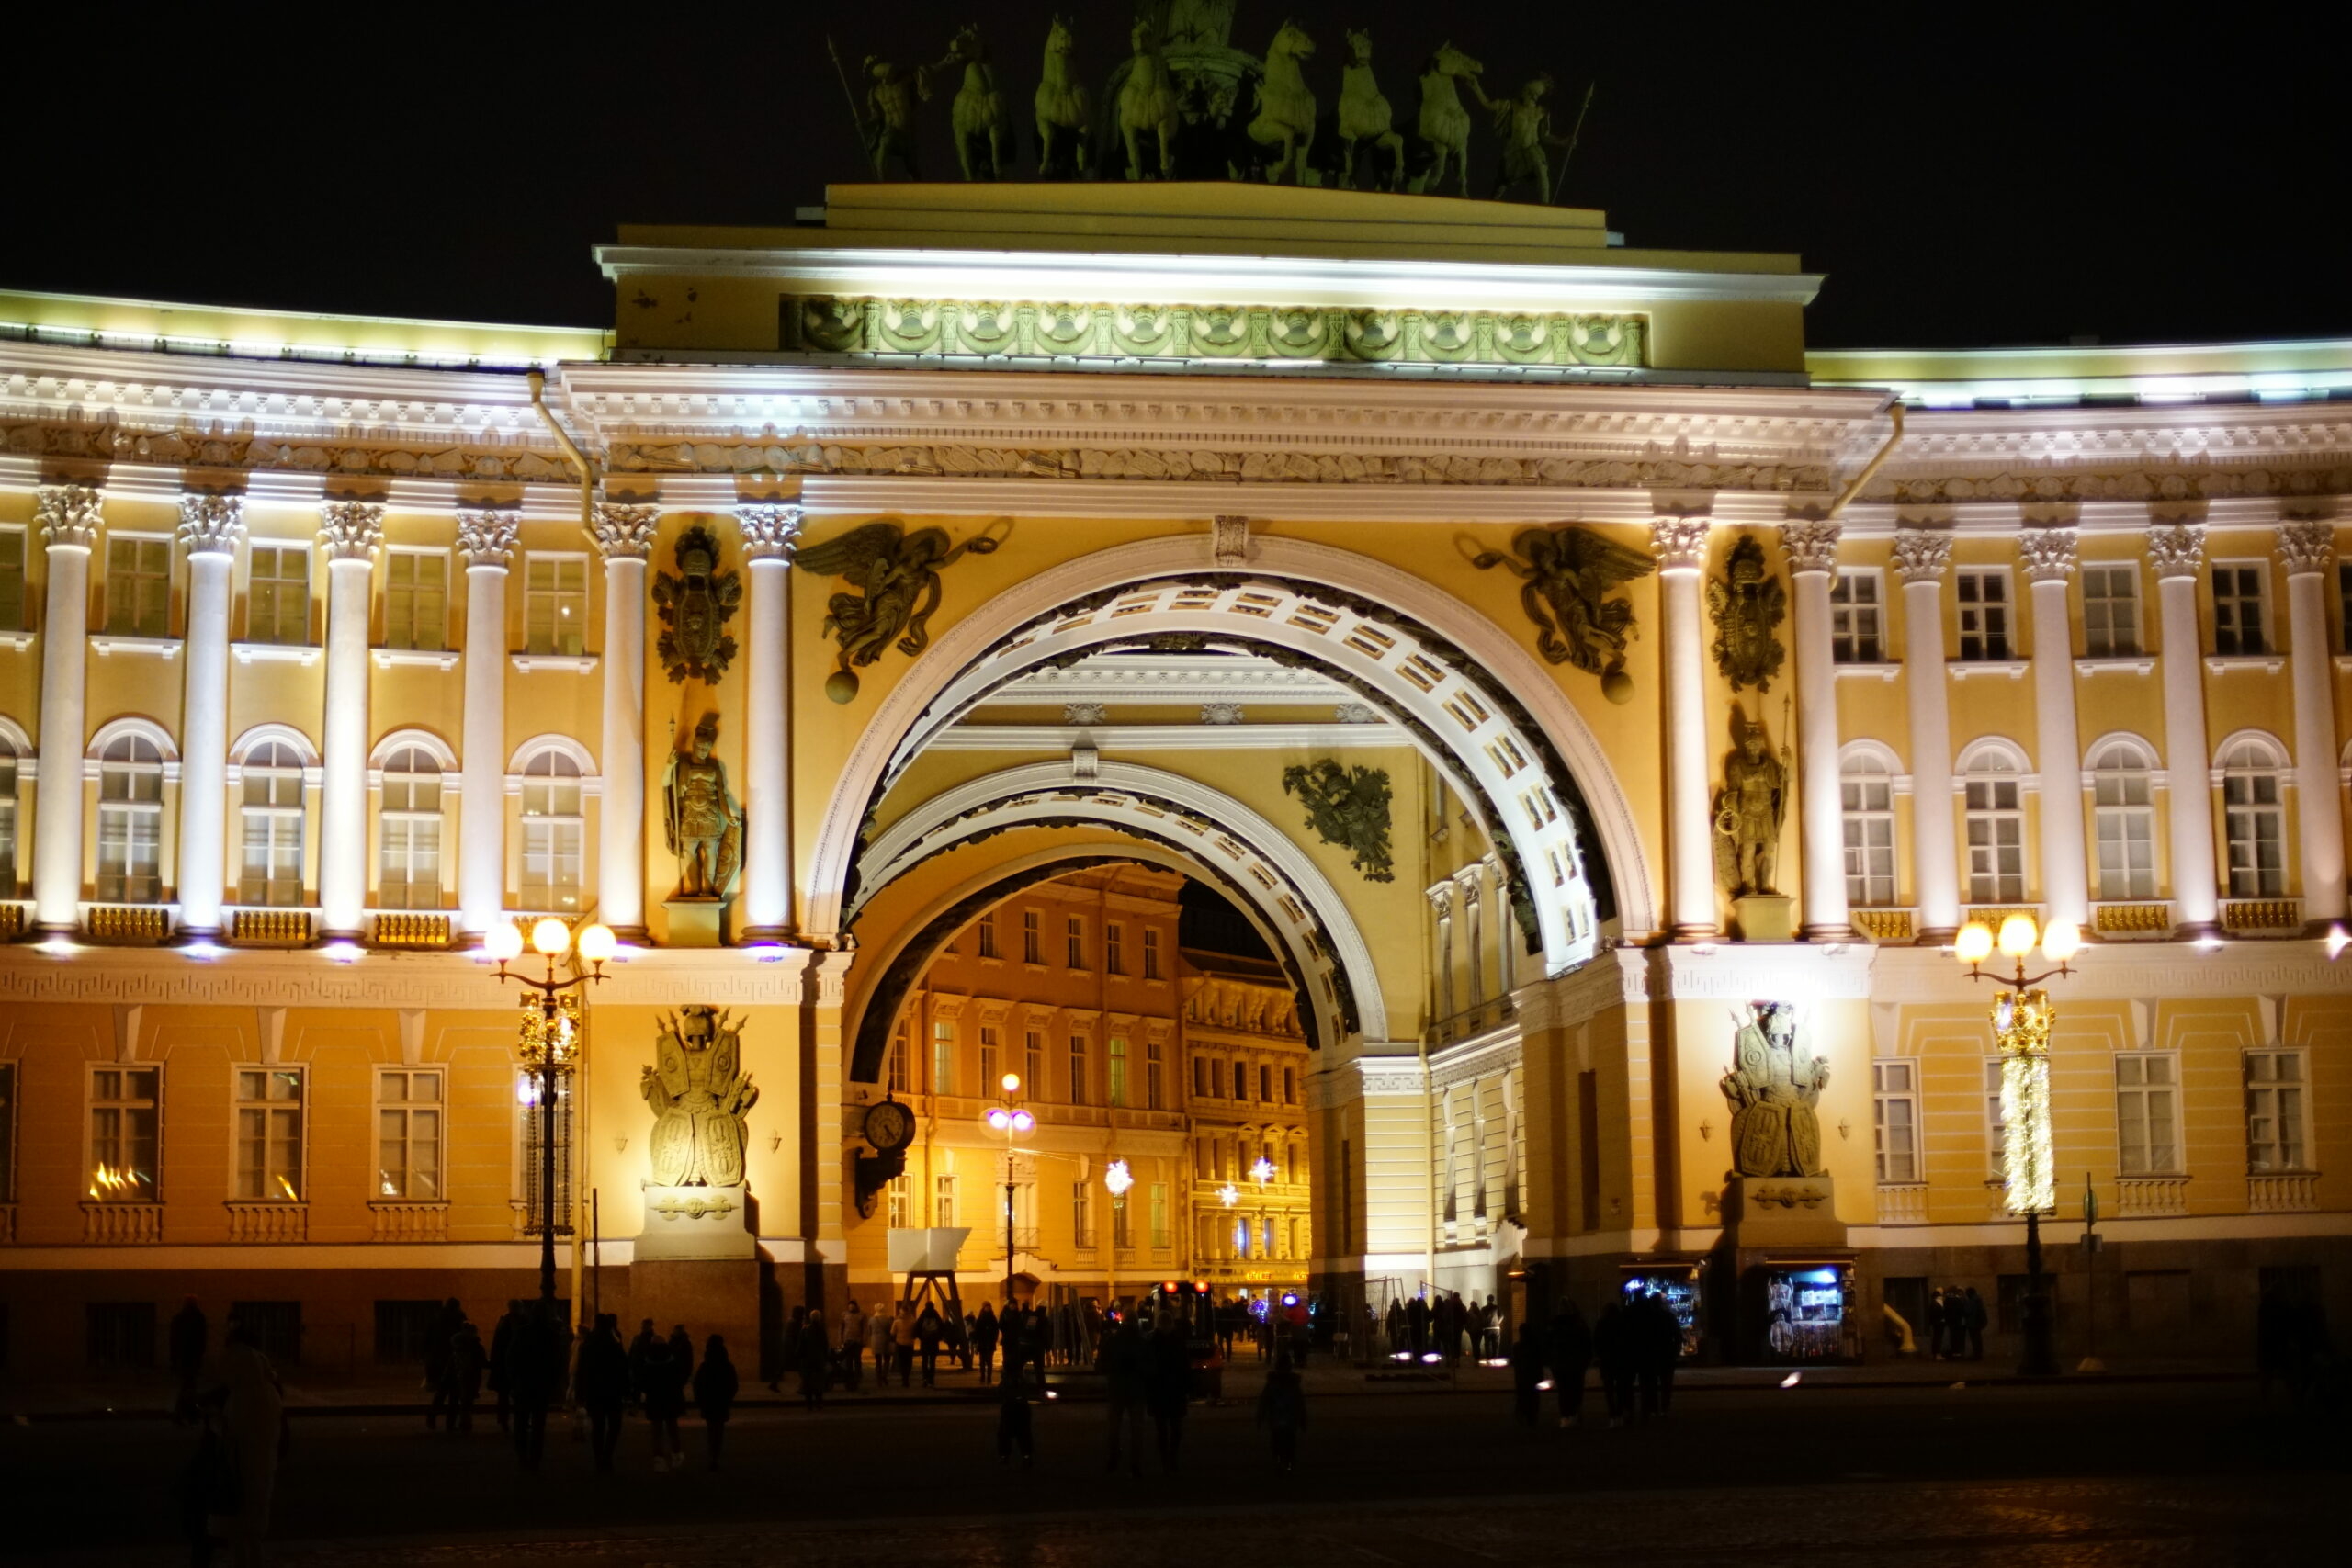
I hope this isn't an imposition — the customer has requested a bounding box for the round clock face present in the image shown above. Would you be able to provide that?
[863,1099,915,1153]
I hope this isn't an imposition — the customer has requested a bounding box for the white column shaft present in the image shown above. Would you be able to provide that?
[1903,578,1961,934]
[741,557,791,936]
[2029,578,2089,928]
[459,564,510,934]
[599,558,649,932]
[1788,568,1850,937]
[174,552,234,933]
[319,558,372,933]
[32,545,91,929]
[1662,567,1717,937]
[2285,570,2346,921]
[2157,575,2220,932]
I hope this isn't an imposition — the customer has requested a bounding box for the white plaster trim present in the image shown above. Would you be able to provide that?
[1838,738,1910,795]
[1948,659,2029,681]
[0,714,34,756]
[1953,735,2035,783]
[372,648,460,671]
[90,636,181,660]
[86,715,180,764]
[506,733,598,777]
[510,653,597,673]
[230,722,321,769]
[2206,653,2288,676]
[2082,730,2162,773]
[230,641,320,667]
[929,722,1406,752]
[1832,662,1903,682]
[368,727,459,773]
[0,630,35,652]
[2075,656,2156,676]
[2212,726,2291,774]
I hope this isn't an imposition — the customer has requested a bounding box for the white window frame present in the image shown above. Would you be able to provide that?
[1071,1179,1093,1247]
[1023,1029,1043,1091]
[376,741,447,910]
[2087,738,2158,901]
[1142,926,1163,980]
[1871,1059,1920,1184]
[978,1026,1000,1094]
[96,732,169,904]
[107,533,173,638]
[2219,738,2288,898]
[2211,558,2271,657]
[374,1066,445,1201]
[514,741,591,911]
[1961,749,2028,905]
[1108,1035,1129,1108]
[380,547,449,653]
[1065,914,1086,969]
[1069,1033,1089,1105]
[2245,1048,2310,1174]
[886,1174,907,1228]
[522,553,590,657]
[2116,1052,2182,1176]
[887,1021,910,1094]
[931,1019,956,1097]
[236,739,309,907]
[976,911,998,959]
[1954,567,2014,661]
[2080,561,2143,658]
[233,1064,306,1202]
[244,541,311,647]
[1828,568,1885,664]
[1021,908,1042,964]
[933,1171,956,1228]
[0,729,22,894]
[1839,749,1899,908]
[87,1064,162,1203]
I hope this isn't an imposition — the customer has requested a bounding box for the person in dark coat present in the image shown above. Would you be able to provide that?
[1925,1288,1949,1361]
[693,1335,739,1470]
[638,1332,687,1471]
[425,1297,465,1430]
[997,1363,1035,1466]
[627,1318,659,1408]
[972,1302,1001,1385]
[1144,1311,1192,1472]
[1593,1297,1635,1427]
[487,1302,528,1431]
[575,1314,630,1473]
[1101,1316,1148,1476]
[507,1304,566,1472]
[1405,1294,1430,1358]
[169,1297,209,1425]
[1509,1318,1547,1427]
[1255,1349,1307,1472]
[1634,1292,1679,1418]
[1962,1286,1988,1360]
[916,1303,946,1387]
[444,1318,487,1434]
[797,1310,832,1410]
[666,1325,695,1384]
[1548,1301,1593,1427]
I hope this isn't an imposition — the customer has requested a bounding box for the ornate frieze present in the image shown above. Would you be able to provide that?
[175,494,246,557]
[1890,528,1953,583]
[2275,520,2336,576]
[1777,519,1840,574]
[2017,527,2078,583]
[455,511,520,569]
[2146,523,2207,580]
[734,503,805,562]
[1889,465,2352,505]
[1201,702,1245,726]
[592,502,662,560]
[34,483,102,549]
[785,295,1647,370]
[317,500,385,562]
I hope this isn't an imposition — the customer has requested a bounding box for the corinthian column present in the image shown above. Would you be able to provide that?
[1894,528,1960,941]
[456,512,518,939]
[594,502,660,940]
[2278,521,2346,927]
[735,503,803,943]
[32,485,100,932]
[1780,519,1851,940]
[2020,528,2088,931]
[174,496,245,940]
[317,501,382,938]
[1652,517,1717,940]
[2150,525,2221,939]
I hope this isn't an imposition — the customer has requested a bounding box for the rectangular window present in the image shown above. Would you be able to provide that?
[1872,1060,1920,1184]
[88,1066,160,1202]
[886,1175,907,1228]
[2223,770,2287,898]
[238,759,305,907]
[1828,570,1883,663]
[96,772,164,903]
[1068,1035,1088,1105]
[2093,765,2157,901]
[379,804,442,911]
[107,536,172,637]
[2245,1049,2309,1173]
[1842,767,1896,907]
[933,1173,956,1228]
[931,1021,956,1097]
[1964,775,2026,904]
[1066,915,1086,969]
[523,555,588,656]
[977,911,998,959]
[86,1302,156,1369]
[1023,1030,1043,1092]
[1146,1038,1164,1110]
[1193,1056,1209,1099]
[373,1301,442,1365]
[1143,928,1162,980]
[1071,1180,1093,1247]
[382,550,448,651]
[2081,563,2142,658]
[1106,922,1125,975]
[1108,1037,1128,1108]
[1955,569,2011,660]
[978,1027,1000,1095]
[245,544,311,645]
[888,1026,910,1094]
[1022,909,1042,964]
[0,733,17,893]
[518,807,583,912]
[0,526,24,630]
[1984,1057,2009,1183]
[517,1070,573,1236]
[1283,1066,1296,1104]
[1113,1186,1133,1248]
[232,1301,303,1366]
[0,1060,17,1203]
[1261,1064,1274,1102]
[2211,561,2269,656]
[1150,1182,1170,1250]
[1233,1061,1249,1100]
[2116,1053,2181,1176]
[375,1067,443,1200]
[234,1066,305,1201]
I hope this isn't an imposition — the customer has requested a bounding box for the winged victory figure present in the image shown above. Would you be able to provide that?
[1470,525,1656,703]
[793,520,1006,702]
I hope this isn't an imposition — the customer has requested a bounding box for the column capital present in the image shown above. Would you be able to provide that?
[735,502,805,562]
[317,500,384,563]
[1891,527,1953,583]
[2018,526,2078,584]
[2276,520,2336,578]
[2147,523,2206,580]
[1648,517,1711,572]
[455,510,520,569]
[593,502,662,560]
[1778,519,1842,575]
[1426,882,1458,918]
[176,493,246,558]
[35,483,103,550]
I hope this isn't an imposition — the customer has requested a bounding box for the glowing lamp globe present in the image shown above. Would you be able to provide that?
[1103,1158,1135,1197]
[1954,922,1995,965]
[575,922,617,965]
[987,1108,1013,1132]
[1001,1072,1022,1094]
[1010,1109,1035,1134]
[484,921,525,963]
[531,918,571,957]
[1996,915,2039,960]
[2040,919,2081,964]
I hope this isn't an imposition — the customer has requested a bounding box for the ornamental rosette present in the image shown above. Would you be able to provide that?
[593,502,662,560]
[2017,527,2078,583]
[1777,519,1841,575]
[317,500,385,562]
[1647,516,1712,572]
[455,511,520,569]
[176,494,246,557]
[734,503,804,563]
[34,483,103,549]
[2146,523,2206,579]
[2275,520,2336,577]
[1890,528,1953,583]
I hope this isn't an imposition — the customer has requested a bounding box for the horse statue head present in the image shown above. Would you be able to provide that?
[1428,40,1483,80]
[1046,14,1074,55]
[1132,14,1158,53]
[1267,19,1315,63]
[949,21,988,62]
[1345,28,1373,66]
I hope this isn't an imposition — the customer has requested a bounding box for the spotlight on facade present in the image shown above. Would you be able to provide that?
[2327,926,2349,960]
[321,941,364,964]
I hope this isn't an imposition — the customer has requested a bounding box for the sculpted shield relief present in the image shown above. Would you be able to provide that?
[641,1005,759,1189]
[1719,1002,1829,1179]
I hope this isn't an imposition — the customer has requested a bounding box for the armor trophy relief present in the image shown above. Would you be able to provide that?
[1716,1002,1845,1247]
[636,1006,759,1262]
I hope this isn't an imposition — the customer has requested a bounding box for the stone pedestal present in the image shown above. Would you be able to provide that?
[662,897,735,949]
[1723,1173,1845,1248]
[638,1182,755,1260]
[629,1182,759,1357]
[1730,894,1794,942]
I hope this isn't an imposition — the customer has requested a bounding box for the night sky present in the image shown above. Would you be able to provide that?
[16,5,2344,349]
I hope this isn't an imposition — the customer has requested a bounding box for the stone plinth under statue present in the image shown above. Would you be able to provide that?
[626,1006,763,1353]
[1723,1172,1847,1248]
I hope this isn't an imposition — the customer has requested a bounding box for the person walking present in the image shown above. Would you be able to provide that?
[1634,1292,1679,1419]
[916,1301,946,1387]
[774,1304,803,1395]
[210,1320,286,1568]
[797,1310,832,1410]
[867,1300,893,1390]
[638,1331,686,1471]
[170,1296,209,1425]
[840,1299,868,1393]
[1962,1285,1987,1361]
[972,1301,1001,1386]
[693,1335,739,1471]
[666,1324,696,1385]
[444,1317,487,1434]
[1255,1348,1307,1472]
[1925,1287,1948,1362]
[627,1318,659,1409]
[996,1363,1035,1467]
[1100,1315,1148,1476]
[891,1301,917,1389]
[1593,1295,1634,1427]
[508,1303,565,1473]
[1145,1310,1192,1472]
[1547,1299,1593,1428]
[424,1297,463,1432]
[1509,1317,1547,1427]
[575,1314,629,1474]
[488,1301,526,1433]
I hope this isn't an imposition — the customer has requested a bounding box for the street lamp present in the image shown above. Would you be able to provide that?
[984,1072,1035,1305]
[1954,913,2079,1376]
[1103,1158,1135,1309]
[487,916,616,1314]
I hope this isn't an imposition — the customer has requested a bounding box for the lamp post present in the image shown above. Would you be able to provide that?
[1955,912,2079,1377]
[486,916,616,1314]
[1103,1157,1135,1311]
[1250,1156,1277,1357]
[984,1073,1035,1306]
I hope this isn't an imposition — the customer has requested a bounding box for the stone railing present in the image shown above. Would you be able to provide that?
[2115,1176,2190,1217]
[84,903,174,943]
[2247,1173,2319,1213]
[83,1201,164,1243]
[0,900,28,941]
[370,1201,450,1242]
[1875,1182,1929,1224]
[2091,901,2173,941]
[226,1202,309,1243]
[1427,994,1515,1047]
[2222,899,2303,937]
[370,910,454,949]
[1962,904,2042,933]
[1850,908,1916,944]
[230,907,313,947]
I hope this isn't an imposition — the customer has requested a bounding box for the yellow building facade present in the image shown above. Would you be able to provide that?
[0,182,2346,1371]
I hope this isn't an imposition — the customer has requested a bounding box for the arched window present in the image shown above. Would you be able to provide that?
[239,741,306,906]
[2221,738,2287,898]
[1840,751,1897,908]
[0,733,18,893]
[2088,740,2157,901]
[1962,750,2026,905]
[517,748,585,911]
[379,746,444,909]
[97,734,166,903]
